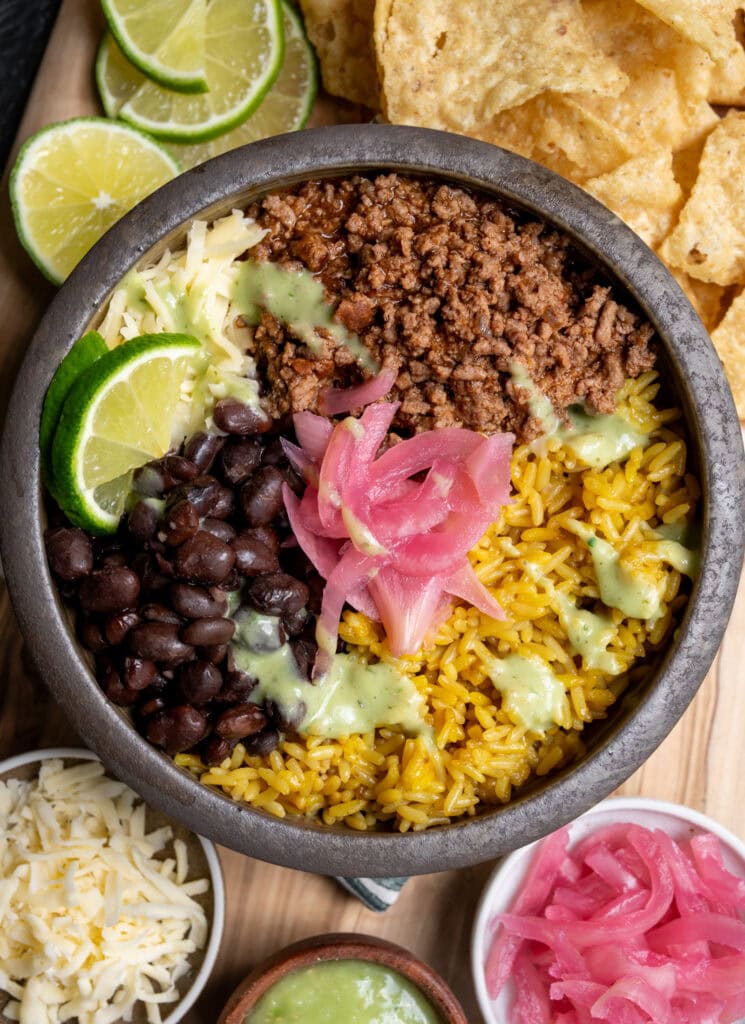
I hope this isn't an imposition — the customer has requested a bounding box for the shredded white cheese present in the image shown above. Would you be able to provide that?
[98,209,268,441]
[0,759,209,1024]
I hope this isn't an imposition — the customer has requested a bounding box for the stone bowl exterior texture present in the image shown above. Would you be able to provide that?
[1,125,743,877]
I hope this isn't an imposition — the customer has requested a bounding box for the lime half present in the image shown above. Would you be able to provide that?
[10,118,180,284]
[40,331,109,496]
[51,334,203,533]
[169,0,317,170]
[101,0,208,93]
[96,0,284,143]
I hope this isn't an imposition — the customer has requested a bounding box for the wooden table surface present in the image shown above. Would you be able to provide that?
[1,2,744,1020]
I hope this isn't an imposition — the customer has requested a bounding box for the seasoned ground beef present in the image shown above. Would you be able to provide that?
[245,174,655,439]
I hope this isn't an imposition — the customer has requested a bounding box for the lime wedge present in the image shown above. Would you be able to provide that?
[40,331,109,496]
[96,0,284,143]
[10,118,180,284]
[168,0,317,170]
[101,0,209,93]
[51,334,203,533]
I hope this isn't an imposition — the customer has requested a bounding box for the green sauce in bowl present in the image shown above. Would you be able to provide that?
[244,960,445,1024]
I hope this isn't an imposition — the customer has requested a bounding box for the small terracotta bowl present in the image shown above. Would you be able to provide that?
[217,933,467,1024]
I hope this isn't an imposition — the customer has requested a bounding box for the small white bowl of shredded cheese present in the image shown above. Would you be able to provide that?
[0,747,224,1024]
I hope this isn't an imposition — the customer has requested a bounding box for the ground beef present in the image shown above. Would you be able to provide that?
[244,174,655,440]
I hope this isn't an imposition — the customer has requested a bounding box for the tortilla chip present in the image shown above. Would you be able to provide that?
[570,0,718,158]
[486,92,632,181]
[669,268,729,332]
[711,287,745,416]
[299,0,378,108]
[374,0,627,132]
[632,0,740,66]
[708,8,745,104]
[584,150,683,248]
[660,111,745,285]
[672,136,710,195]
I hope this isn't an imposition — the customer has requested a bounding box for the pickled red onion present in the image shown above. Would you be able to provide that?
[281,399,513,672]
[484,822,745,1024]
[318,366,398,416]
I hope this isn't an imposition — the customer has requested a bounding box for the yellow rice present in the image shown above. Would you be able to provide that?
[176,372,700,832]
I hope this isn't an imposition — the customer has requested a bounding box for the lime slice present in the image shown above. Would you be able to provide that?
[10,118,180,285]
[101,0,209,93]
[51,334,203,533]
[40,331,109,496]
[168,0,317,170]
[96,0,284,143]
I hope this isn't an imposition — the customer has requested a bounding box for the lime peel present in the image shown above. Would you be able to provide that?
[51,333,203,533]
[101,0,209,94]
[10,118,180,284]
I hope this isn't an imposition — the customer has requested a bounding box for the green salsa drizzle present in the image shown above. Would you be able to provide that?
[231,614,430,739]
[232,262,378,371]
[243,960,444,1024]
[485,653,566,732]
[509,361,649,468]
[523,561,623,674]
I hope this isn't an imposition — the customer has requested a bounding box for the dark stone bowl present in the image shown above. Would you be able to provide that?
[2,125,743,877]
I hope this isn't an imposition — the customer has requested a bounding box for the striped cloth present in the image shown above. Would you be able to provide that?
[336,875,408,911]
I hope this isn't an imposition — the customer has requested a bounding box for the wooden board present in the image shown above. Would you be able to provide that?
[1,2,744,1020]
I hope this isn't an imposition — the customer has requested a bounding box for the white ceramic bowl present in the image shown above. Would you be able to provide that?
[471,796,745,1024]
[0,747,225,1024]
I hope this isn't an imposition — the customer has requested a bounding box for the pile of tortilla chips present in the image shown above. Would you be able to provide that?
[298,0,745,417]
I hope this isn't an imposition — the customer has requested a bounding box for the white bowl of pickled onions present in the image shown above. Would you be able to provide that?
[471,797,745,1024]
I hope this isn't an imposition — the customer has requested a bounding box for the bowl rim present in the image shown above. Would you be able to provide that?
[470,795,745,1024]
[216,932,467,1024]
[0,746,225,1024]
[1,123,744,877]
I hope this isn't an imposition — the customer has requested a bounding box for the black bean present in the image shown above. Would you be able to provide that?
[219,438,262,485]
[128,501,159,541]
[215,670,257,704]
[161,499,200,546]
[240,467,285,526]
[178,660,223,705]
[265,698,307,731]
[244,728,280,757]
[146,705,208,754]
[215,704,267,739]
[128,623,194,664]
[78,616,108,654]
[202,643,228,664]
[290,638,317,681]
[132,461,173,496]
[174,531,236,584]
[215,568,241,592]
[123,656,158,691]
[141,603,182,625]
[99,551,128,569]
[201,736,235,766]
[153,552,176,578]
[245,572,309,615]
[99,661,139,707]
[132,553,170,593]
[163,455,199,481]
[249,525,280,555]
[46,527,94,580]
[232,532,279,576]
[282,606,308,638]
[169,582,226,619]
[260,437,287,467]
[281,463,306,496]
[79,567,140,614]
[181,616,235,646]
[213,398,271,435]
[168,476,234,519]
[184,432,226,474]
[201,518,237,544]
[104,610,140,646]
[138,695,167,718]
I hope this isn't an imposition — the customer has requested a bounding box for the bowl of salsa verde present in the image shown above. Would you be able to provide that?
[217,933,467,1024]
